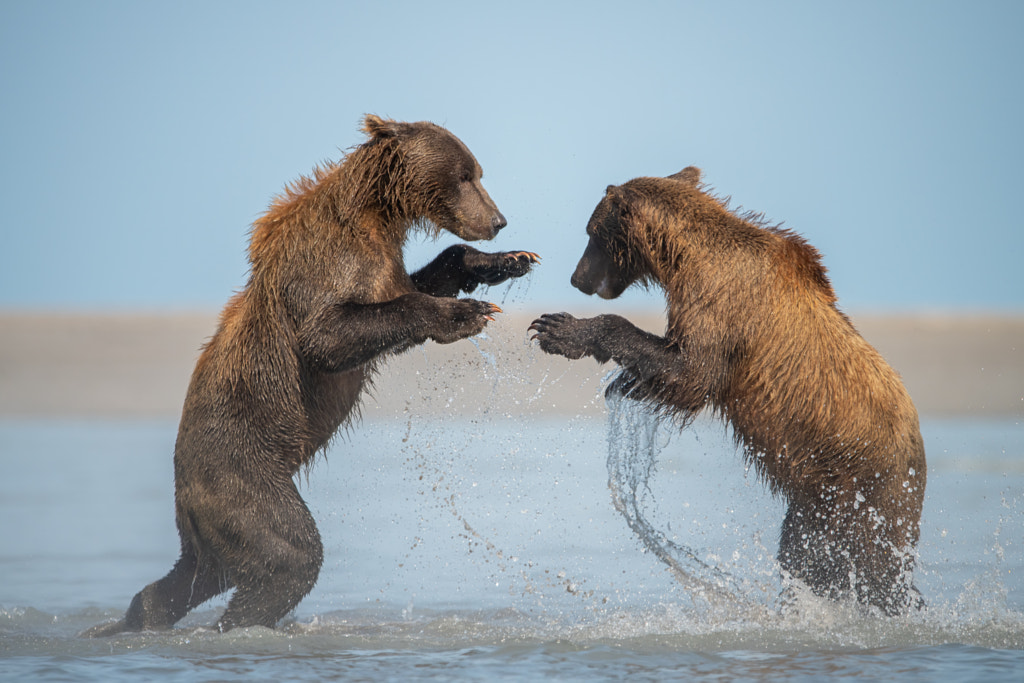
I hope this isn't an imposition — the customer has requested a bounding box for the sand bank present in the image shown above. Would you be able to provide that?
[1,311,1020,419]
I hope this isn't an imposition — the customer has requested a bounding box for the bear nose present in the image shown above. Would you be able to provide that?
[491,212,507,232]
[570,270,592,295]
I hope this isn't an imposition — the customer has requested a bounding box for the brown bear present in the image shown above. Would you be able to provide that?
[86,115,539,636]
[530,167,926,615]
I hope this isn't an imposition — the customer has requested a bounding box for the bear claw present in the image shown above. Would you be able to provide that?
[513,251,542,263]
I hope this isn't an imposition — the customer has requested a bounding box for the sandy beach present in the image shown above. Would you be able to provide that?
[0,311,1020,420]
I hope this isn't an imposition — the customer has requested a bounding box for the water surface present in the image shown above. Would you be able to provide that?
[1,413,1022,680]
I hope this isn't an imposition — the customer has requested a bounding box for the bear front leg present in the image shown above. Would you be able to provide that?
[412,244,540,297]
[530,312,709,412]
[298,292,500,372]
[528,312,676,369]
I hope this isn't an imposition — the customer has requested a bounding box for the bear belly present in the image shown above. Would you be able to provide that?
[296,365,368,463]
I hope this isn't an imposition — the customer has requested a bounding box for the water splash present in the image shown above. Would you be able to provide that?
[494,271,533,307]
[605,391,770,617]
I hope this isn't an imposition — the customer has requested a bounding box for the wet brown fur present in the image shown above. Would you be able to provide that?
[532,168,926,614]
[86,116,536,637]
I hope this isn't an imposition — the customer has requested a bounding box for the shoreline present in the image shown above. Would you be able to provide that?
[1,311,1021,419]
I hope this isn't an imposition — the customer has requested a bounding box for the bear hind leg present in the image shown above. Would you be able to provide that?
[777,502,854,603]
[214,489,323,632]
[82,542,230,637]
[779,501,922,615]
[127,543,231,630]
[851,523,924,616]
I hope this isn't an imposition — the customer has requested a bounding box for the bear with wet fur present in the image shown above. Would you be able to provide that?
[86,115,538,636]
[530,167,925,615]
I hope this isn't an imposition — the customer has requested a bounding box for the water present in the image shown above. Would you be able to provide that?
[604,394,774,615]
[1,410,1022,680]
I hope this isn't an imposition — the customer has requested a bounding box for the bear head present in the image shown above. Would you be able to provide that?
[571,167,701,299]
[362,115,506,241]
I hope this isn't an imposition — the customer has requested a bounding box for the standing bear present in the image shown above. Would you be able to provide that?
[87,115,538,636]
[530,167,925,615]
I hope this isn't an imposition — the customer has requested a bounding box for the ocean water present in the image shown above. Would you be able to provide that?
[1,407,1022,681]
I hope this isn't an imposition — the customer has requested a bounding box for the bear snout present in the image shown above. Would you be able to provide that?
[570,269,596,296]
[491,211,507,233]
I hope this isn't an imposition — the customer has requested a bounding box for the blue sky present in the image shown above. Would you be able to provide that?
[1,0,1021,314]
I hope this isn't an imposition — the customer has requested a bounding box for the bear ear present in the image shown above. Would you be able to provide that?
[362,114,403,139]
[667,166,701,186]
[605,184,633,215]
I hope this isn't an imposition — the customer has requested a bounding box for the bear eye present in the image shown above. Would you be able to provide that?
[459,169,473,183]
